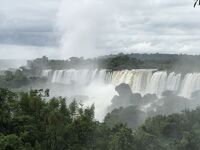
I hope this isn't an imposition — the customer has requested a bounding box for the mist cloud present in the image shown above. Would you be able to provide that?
[56,0,200,58]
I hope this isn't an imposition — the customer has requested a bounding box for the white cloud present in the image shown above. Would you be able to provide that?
[0,0,59,30]
[1,0,200,59]
[56,0,200,58]
[0,44,59,59]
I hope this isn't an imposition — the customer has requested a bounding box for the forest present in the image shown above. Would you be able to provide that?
[25,53,200,73]
[1,53,200,150]
[1,88,200,150]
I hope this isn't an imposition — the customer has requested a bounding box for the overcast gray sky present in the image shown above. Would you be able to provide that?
[0,0,200,59]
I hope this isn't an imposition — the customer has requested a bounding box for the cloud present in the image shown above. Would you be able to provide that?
[0,31,58,47]
[0,0,200,59]
[0,0,60,47]
[56,0,200,58]
[0,44,59,59]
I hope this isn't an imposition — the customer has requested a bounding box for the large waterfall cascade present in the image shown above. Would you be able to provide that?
[42,69,200,98]
[42,69,109,85]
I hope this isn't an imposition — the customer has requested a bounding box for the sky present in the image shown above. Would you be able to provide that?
[0,0,200,59]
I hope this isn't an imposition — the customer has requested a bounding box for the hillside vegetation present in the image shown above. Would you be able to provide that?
[1,89,200,150]
[26,53,200,73]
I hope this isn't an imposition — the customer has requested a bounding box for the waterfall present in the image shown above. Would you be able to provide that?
[179,73,200,98]
[41,69,52,77]
[111,70,182,96]
[111,69,154,94]
[43,69,108,85]
[146,71,168,95]
[42,69,200,98]
[166,72,181,92]
[146,72,181,96]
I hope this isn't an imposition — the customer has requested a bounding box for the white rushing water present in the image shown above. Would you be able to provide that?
[42,69,108,85]
[179,73,200,98]
[42,69,115,121]
[42,69,200,120]
[42,69,200,99]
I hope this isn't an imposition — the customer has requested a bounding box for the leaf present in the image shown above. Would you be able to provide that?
[194,0,198,7]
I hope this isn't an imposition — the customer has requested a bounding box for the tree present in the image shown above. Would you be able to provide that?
[0,134,24,150]
[108,124,136,150]
[176,132,200,150]
[0,89,17,134]
[194,0,200,7]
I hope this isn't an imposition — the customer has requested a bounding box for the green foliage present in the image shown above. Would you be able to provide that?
[101,55,142,70]
[0,134,24,150]
[135,108,200,150]
[0,69,46,89]
[0,89,111,150]
[108,124,136,150]
[26,53,200,73]
[104,106,146,128]
[1,88,200,149]
[0,70,28,88]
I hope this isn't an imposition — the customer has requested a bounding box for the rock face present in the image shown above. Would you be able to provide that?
[104,106,146,128]
[109,83,142,111]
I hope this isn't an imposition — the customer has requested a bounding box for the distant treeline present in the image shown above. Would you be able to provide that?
[1,53,200,89]
[0,70,47,89]
[26,53,200,73]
